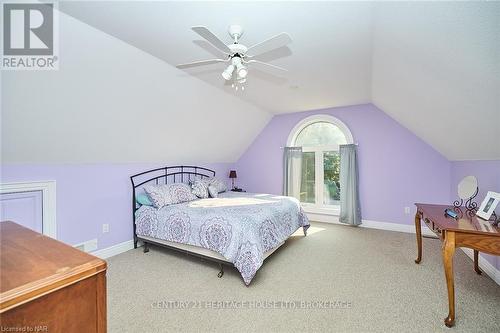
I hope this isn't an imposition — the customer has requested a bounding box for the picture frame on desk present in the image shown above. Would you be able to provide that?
[476,191,500,221]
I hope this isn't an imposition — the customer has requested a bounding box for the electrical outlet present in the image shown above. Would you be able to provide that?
[404,207,411,215]
[102,224,109,233]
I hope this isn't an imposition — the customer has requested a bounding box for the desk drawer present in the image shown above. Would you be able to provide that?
[423,217,442,237]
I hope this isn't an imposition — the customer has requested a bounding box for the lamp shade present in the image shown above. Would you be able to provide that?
[229,170,237,179]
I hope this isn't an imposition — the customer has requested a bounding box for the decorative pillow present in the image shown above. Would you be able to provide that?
[136,193,153,206]
[191,179,209,198]
[207,177,227,193]
[208,185,219,198]
[144,183,197,208]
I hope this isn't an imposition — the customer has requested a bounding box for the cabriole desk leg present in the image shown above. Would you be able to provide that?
[442,231,456,328]
[473,250,482,275]
[414,211,422,264]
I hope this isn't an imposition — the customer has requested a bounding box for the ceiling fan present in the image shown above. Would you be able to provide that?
[176,25,292,89]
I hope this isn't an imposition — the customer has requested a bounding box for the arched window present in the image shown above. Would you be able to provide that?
[287,115,353,211]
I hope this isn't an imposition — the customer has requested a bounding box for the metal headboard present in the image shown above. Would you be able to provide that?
[130,165,215,248]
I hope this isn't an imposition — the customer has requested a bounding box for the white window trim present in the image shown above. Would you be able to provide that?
[0,180,57,239]
[302,204,340,216]
[286,114,354,147]
[287,114,353,216]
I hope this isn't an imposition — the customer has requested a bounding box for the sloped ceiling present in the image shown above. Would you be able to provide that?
[1,9,270,164]
[2,2,499,162]
[58,1,374,114]
[371,2,500,161]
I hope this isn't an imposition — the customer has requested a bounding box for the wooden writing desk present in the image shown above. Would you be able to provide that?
[0,221,107,332]
[414,204,500,327]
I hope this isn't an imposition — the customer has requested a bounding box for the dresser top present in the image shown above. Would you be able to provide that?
[0,221,106,311]
[415,203,499,235]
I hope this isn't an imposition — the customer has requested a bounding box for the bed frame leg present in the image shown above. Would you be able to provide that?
[134,236,138,249]
[143,242,149,253]
[217,264,224,278]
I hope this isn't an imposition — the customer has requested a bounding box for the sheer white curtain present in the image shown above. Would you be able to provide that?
[283,147,303,199]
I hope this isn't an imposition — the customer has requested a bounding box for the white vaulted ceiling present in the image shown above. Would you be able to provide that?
[2,1,499,162]
[371,2,500,160]
[58,1,375,114]
[1,8,271,164]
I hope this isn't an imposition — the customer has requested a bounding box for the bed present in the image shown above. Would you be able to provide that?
[131,166,309,285]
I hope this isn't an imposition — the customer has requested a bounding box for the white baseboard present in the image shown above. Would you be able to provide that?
[361,219,436,237]
[307,213,435,237]
[307,213,500,285]
[92,239,135,259]
[461,248,500,285]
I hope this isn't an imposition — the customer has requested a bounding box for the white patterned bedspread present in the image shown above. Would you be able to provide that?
[135,191,309,285]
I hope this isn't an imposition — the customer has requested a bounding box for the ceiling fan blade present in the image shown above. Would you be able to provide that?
[246,33,292,57]
[191,26,231,55]
[245,60,288,72]
[176,59,228,69]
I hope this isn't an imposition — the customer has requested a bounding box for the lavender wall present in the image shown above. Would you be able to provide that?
[450,160,500,270]
[234,104,451,225]
[451,160,500,206]
[1,103,497,274]
[0,163,232,250]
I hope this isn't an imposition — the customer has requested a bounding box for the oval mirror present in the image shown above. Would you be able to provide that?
[457,176,478,200]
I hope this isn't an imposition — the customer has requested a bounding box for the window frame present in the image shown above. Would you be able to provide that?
[287,115,354,215]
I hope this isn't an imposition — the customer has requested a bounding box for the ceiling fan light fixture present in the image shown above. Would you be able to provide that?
[236,65,248,79]
[222,64,235,80]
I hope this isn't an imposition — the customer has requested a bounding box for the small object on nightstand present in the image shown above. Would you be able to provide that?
[231,187,245,192]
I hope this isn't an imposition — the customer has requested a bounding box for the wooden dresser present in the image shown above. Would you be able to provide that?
[0,221,107,332]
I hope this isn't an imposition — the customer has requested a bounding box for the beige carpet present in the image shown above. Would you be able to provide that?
[106,222,500,332]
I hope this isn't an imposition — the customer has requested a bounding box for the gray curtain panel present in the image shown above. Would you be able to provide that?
[339,144,362,225]
[283,147,303,200]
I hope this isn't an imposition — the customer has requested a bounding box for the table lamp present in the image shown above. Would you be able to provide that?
[229,170,237,189]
